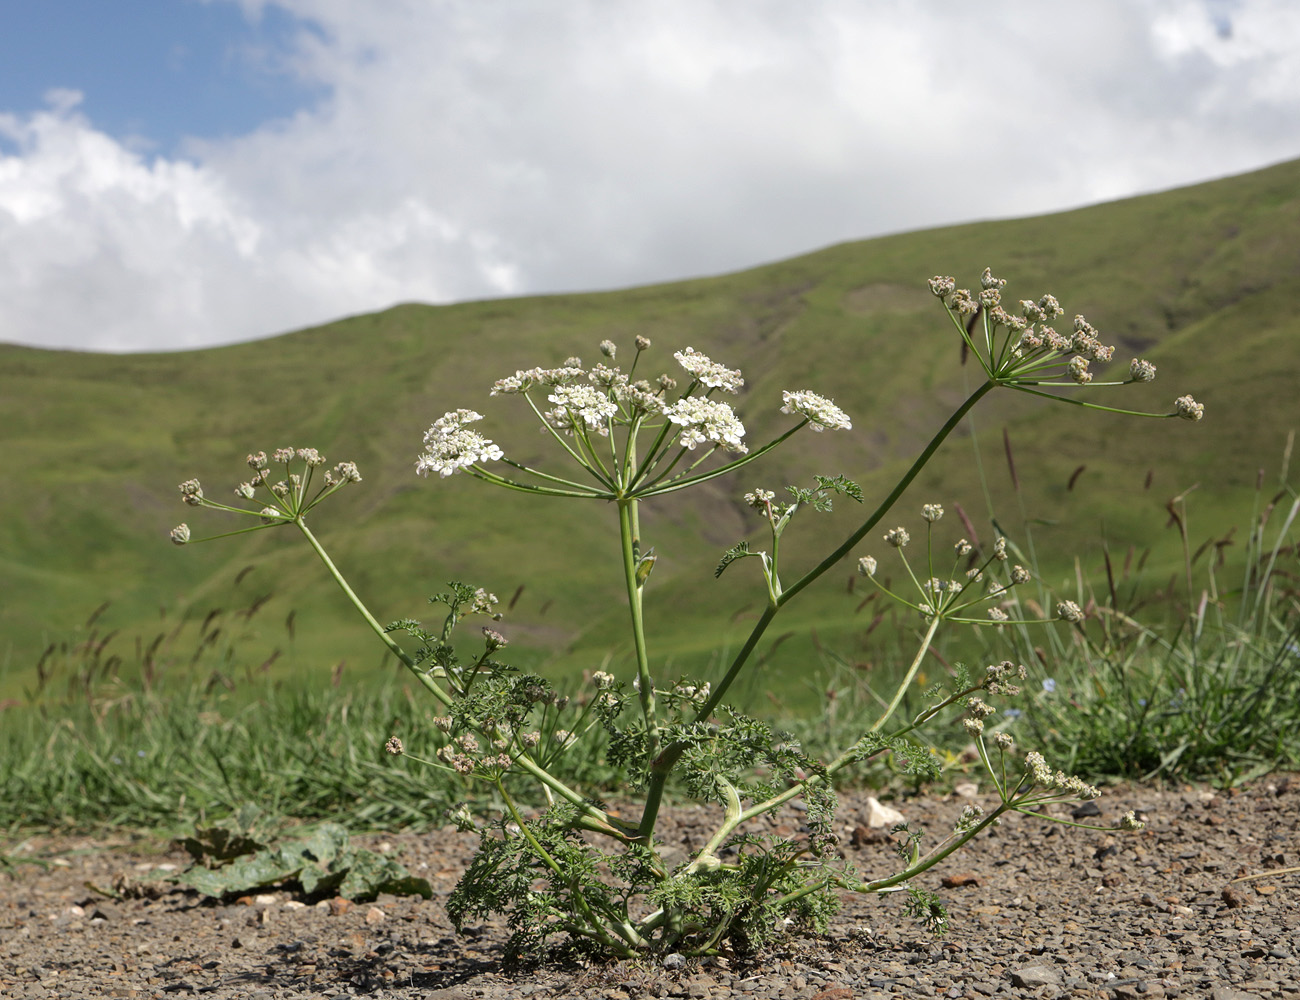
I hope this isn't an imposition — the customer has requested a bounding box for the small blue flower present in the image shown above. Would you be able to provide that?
[1003,708,1022,719]
[1042,678,1056,693]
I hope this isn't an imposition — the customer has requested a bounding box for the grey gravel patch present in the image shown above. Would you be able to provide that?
[1,778,1298,998]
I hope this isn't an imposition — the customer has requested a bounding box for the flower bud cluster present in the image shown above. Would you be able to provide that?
[984,660,1025,697]
[955,804,985,834]
[673,681,711,705]
[437,744,477,774]
[1174,394,1205,421]
[884,527,910,548]
[928,270,1174,397]
[471,588,499,615]
[172,446,360,545]
[1024,750,1100,798]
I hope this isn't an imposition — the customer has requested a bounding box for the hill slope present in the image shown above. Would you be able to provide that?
[4,159,1299,695]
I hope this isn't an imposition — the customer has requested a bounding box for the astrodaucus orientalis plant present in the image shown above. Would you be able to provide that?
[172,268,1204,959]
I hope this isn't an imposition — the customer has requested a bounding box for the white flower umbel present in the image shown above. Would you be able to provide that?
[545,383,619,436]
[416,409,505,477]
[780,390,851,431]
[663,397,748,453]
[673,347,744,393]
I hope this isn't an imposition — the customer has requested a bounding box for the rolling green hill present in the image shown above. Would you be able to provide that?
[3,158,1299,700]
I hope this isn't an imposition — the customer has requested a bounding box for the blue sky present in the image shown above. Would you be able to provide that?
[2,1,1299,352]
[0,1,320,152]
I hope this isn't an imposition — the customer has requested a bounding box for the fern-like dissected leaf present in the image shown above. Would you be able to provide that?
[715,540,753,578]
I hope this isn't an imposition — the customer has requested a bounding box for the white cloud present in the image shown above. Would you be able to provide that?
[2,0,1300,351]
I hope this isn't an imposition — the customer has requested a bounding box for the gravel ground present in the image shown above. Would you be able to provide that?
[2,777,1297,1000]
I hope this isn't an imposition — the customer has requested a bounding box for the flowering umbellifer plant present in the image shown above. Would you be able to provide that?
[172,270,1200,960]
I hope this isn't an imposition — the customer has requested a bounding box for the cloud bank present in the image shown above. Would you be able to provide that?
[2,0,1299,351]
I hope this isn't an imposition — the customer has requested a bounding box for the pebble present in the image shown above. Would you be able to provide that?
[1009,964,1060,987]
[865,796,906,828]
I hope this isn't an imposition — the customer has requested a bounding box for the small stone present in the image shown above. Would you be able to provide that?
[253,893,277,906]
[1221,887,1251,909]
[940,872,980,888]
[1010,965,1060,988]
[850,824,886,846]
[283,900,307,910]
[365,906,386,925]
[662,953,687,969]
[1071,800,1102,819]
[865,797,906,828]
[328,897,353,916]
[953,781,979,798]
[89,902,122,921]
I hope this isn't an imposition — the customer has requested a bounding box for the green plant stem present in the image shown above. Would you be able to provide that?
[636,423,805,498]
[687,675,975,872]
[497,780,641,954]
[860,802,1011,891]
[641,385,995,846]
[296,518,633,839]
[696,380,995,726]
[294,519,451,708]
[617,498,661,842]
[871,613,942,732]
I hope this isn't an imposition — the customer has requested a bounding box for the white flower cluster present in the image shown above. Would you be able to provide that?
[673,347,744,393]
[780,390,852,431]
[490,366,585,396]
[664,397,748,453]
[545,383,619,436]
[416,409,504,477]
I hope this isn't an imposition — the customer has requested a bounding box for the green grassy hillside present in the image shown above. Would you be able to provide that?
[4,158,1299,699]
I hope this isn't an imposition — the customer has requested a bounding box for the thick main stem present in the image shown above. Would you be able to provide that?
[699,380,995,721]
[637,381,996,829]
[616,498,662,841]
